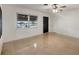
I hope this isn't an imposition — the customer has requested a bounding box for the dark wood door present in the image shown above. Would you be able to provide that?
[43,16,49,33]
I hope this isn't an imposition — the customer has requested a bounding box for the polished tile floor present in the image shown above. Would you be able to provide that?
[2,32,79,55]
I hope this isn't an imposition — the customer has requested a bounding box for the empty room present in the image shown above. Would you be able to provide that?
[0,4,79,55]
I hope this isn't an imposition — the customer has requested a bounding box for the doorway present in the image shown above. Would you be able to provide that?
[43,16,49,33]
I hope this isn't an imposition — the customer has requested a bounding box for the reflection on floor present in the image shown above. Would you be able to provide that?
[2,32,79,55]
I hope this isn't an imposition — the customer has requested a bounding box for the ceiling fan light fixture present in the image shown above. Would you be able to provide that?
[43,4,66,13]
[52,9,58,13]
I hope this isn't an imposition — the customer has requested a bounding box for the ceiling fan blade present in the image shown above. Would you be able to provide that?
[43,4,48,6]
[60,6,66,8]
[52,4,58,9]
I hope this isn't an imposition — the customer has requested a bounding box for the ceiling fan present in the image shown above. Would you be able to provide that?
[43,4,67,13]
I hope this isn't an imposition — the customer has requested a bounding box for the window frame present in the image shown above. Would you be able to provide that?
[16,13,38,29]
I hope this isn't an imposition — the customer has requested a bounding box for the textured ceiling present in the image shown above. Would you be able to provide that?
[9,4,79,13]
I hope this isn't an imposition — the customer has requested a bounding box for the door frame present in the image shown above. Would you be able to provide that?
[43,16,49,33]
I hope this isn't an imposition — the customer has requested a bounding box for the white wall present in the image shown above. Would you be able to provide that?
[2,4,79,43]
[52,9,79,38]
[2,5,51,43]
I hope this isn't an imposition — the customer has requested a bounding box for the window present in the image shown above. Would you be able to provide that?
[17,14,28,28]
[17,14,37,28]
[29,15,37,28]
